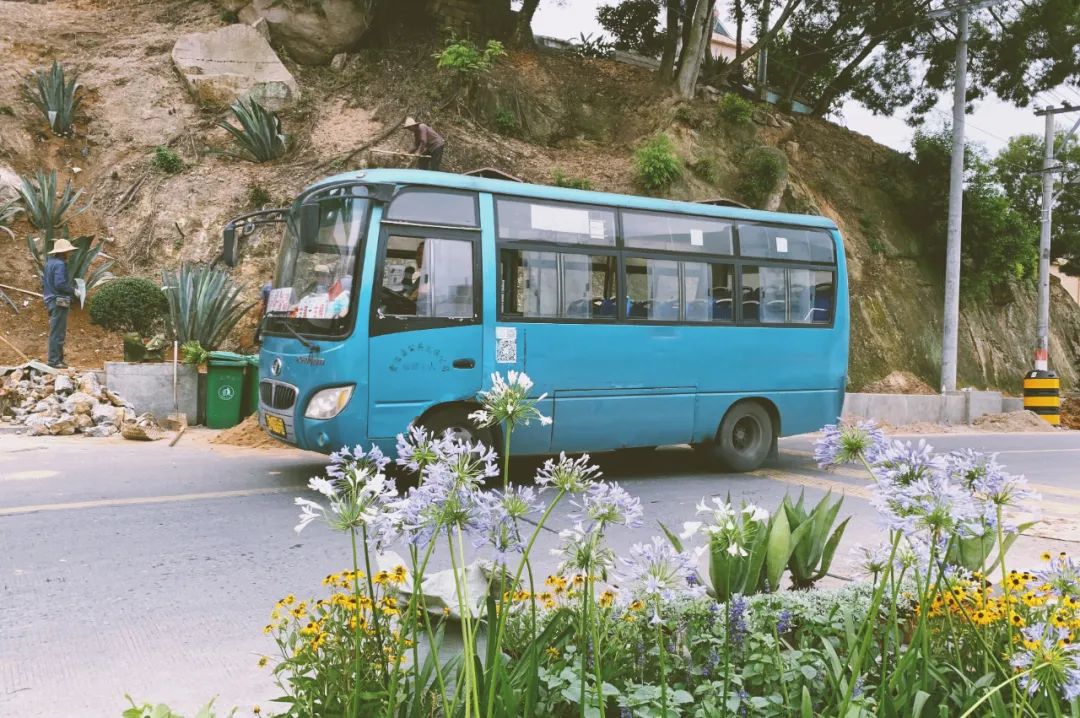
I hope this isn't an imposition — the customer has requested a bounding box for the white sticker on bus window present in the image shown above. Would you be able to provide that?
[531,204,590,235]
[495,326,517,364]
[775,236,789,253]
[267,287,293,313]
[589,219,606,240]
[690,228,704,246]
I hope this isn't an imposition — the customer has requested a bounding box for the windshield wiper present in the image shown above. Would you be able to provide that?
[263,311,320,352]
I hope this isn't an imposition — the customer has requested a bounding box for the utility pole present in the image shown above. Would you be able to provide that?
[929,0,1007,393]
[1032,104,1080,371]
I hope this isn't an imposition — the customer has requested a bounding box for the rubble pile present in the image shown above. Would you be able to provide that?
[0,364,153,438]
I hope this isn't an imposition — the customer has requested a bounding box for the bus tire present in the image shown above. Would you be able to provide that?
[418,405,496,448]
[712,402,773,473]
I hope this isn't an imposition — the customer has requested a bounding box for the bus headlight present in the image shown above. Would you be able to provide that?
[304,385,354,419]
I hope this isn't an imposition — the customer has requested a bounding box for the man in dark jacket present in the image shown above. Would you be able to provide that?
[404,117,445,171]
[42,238,76,368]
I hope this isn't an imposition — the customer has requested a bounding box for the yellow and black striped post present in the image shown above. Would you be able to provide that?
[1023,370,1061,426]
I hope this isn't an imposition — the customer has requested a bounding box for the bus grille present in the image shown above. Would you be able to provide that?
[260,380,297,411]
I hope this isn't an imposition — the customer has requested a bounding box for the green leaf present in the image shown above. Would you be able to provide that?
[800,686,813,718]
[765,506,792,590]
[658,520,684,552]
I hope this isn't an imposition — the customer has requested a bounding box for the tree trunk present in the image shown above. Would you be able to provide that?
[735,0,744,55]
[676,0,712,97]
[511,0,542,47]
[659,0,680,82]
[728,0,803,71]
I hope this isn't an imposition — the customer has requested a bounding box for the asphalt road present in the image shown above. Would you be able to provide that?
[2,428,1078,717]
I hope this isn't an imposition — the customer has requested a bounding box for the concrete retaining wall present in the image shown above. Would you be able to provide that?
[105,362,198,423]
[843,390,1020,426]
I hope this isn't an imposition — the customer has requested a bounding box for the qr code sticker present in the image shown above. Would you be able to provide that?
[496,337,517,364]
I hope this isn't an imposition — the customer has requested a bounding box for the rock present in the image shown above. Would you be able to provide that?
[103,388,127,407]
[29,423,50,437]
[0,164,19,199]
[784,141,800,161]
[83,424,118,438]
[62,391,96,414]
[330,53,348,72]
[766,114,782,128]
[74,413,93,431]
[78,373,101,396]
[244,0,376,66]
[24,414,52,430]
[49,416,76,436]
[751,109,769,126]
[172,24,300,110]
[53,374,74,394]
[237,4,270,40]
[92,403,119,425]
[32,400,52,413]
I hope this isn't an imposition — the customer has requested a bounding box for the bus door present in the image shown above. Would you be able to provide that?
[367,225,484,440]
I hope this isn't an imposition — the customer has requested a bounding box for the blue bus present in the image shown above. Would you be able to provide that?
[223,169,848,471]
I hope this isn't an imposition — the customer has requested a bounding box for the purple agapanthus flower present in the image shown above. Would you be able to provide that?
[814,419,888,469]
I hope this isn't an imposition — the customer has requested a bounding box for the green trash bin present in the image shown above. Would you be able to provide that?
[241,354,261,418]
[206,351,247,429]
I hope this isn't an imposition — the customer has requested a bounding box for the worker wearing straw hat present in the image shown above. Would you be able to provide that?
[42,238,76,368]
[404,117,445,171]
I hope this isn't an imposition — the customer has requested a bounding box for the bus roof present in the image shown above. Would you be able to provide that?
[307,168,839,231]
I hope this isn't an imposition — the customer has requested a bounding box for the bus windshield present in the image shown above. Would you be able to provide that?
[265,196,370,337]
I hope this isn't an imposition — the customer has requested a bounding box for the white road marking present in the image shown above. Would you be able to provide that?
[0,486,298,516]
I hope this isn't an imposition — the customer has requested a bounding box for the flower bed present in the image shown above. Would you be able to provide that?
[127,375,1080,718]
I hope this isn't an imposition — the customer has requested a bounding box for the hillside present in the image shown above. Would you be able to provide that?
[1,0,1078,392]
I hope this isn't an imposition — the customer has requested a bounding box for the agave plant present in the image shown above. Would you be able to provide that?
[24,60,83,136]
[216,97,287,163]
[162,264,254,349]
[783,491,850,589]
[0,196,21,240]
[17,170,86,240]
[26,234,114,299]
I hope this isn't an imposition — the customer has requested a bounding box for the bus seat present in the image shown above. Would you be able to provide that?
[686,299,709,322]
[629,300,649,319]
[653,300,678,320]
[598,298,616,317]
[714,298,732,320]
[566,298,590,317]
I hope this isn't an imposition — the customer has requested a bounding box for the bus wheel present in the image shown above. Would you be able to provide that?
[419,405,496,448]
[712,402,773,473]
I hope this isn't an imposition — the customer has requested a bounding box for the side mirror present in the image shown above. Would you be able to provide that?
[299,202,319,252]
[222,225,238,267]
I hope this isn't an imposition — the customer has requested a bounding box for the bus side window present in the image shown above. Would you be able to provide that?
[741,266,787,323]
[380,235,475,319]
[789,269,834,324]
[683,261,734,322]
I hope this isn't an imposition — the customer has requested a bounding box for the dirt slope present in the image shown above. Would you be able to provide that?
[1,0,1078,389]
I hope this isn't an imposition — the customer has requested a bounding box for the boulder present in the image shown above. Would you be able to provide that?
[0,165,19,200]
[49,416,76,436]
[74,413,93,431]
[62,391,97,414]
[243,0,376,66]
[238,4,270,40]
[78,374,102,398]
[83,424,119,438]
[92,403,119,425]
[171,24,300,110]
[53,374,74,394]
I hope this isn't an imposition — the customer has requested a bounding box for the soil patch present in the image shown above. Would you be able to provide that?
[1062,396,1080,430]
[210,413,289,449]
[860,371,936,395]
[0,301,123,369]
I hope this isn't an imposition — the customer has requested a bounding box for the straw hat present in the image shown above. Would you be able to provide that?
[48,238,77,254]
[403,117,419,128]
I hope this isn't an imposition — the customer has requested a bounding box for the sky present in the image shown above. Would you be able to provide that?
[528,0,1079,155]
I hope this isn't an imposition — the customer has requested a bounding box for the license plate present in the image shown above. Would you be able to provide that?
[266,414,286,437]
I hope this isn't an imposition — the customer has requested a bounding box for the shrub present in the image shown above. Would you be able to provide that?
[717,92,755,125]
[433,39,506,79]
[17,169,85,240]
[736,145,788,207]
[596,0,663,57]
[634,134,681,193]
[552,170,592,190]
[219,9,239,23]
[161,264,254,349]
[152,146,182,174]
[88,277,169,335]
[216,97,288,163]
[247,183,271,208]
[0,105,14,116]
[24,60,82,136]
[493,107,518,135]
[573,32,615,59]
[689,156,720,184]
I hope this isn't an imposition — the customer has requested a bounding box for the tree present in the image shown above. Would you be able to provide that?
[597,0,664,56]
[512,0,544,46]
[675,0,715,97]
[909,130,1038,298]
[658,0,680,81]
[995,133,1080,276]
